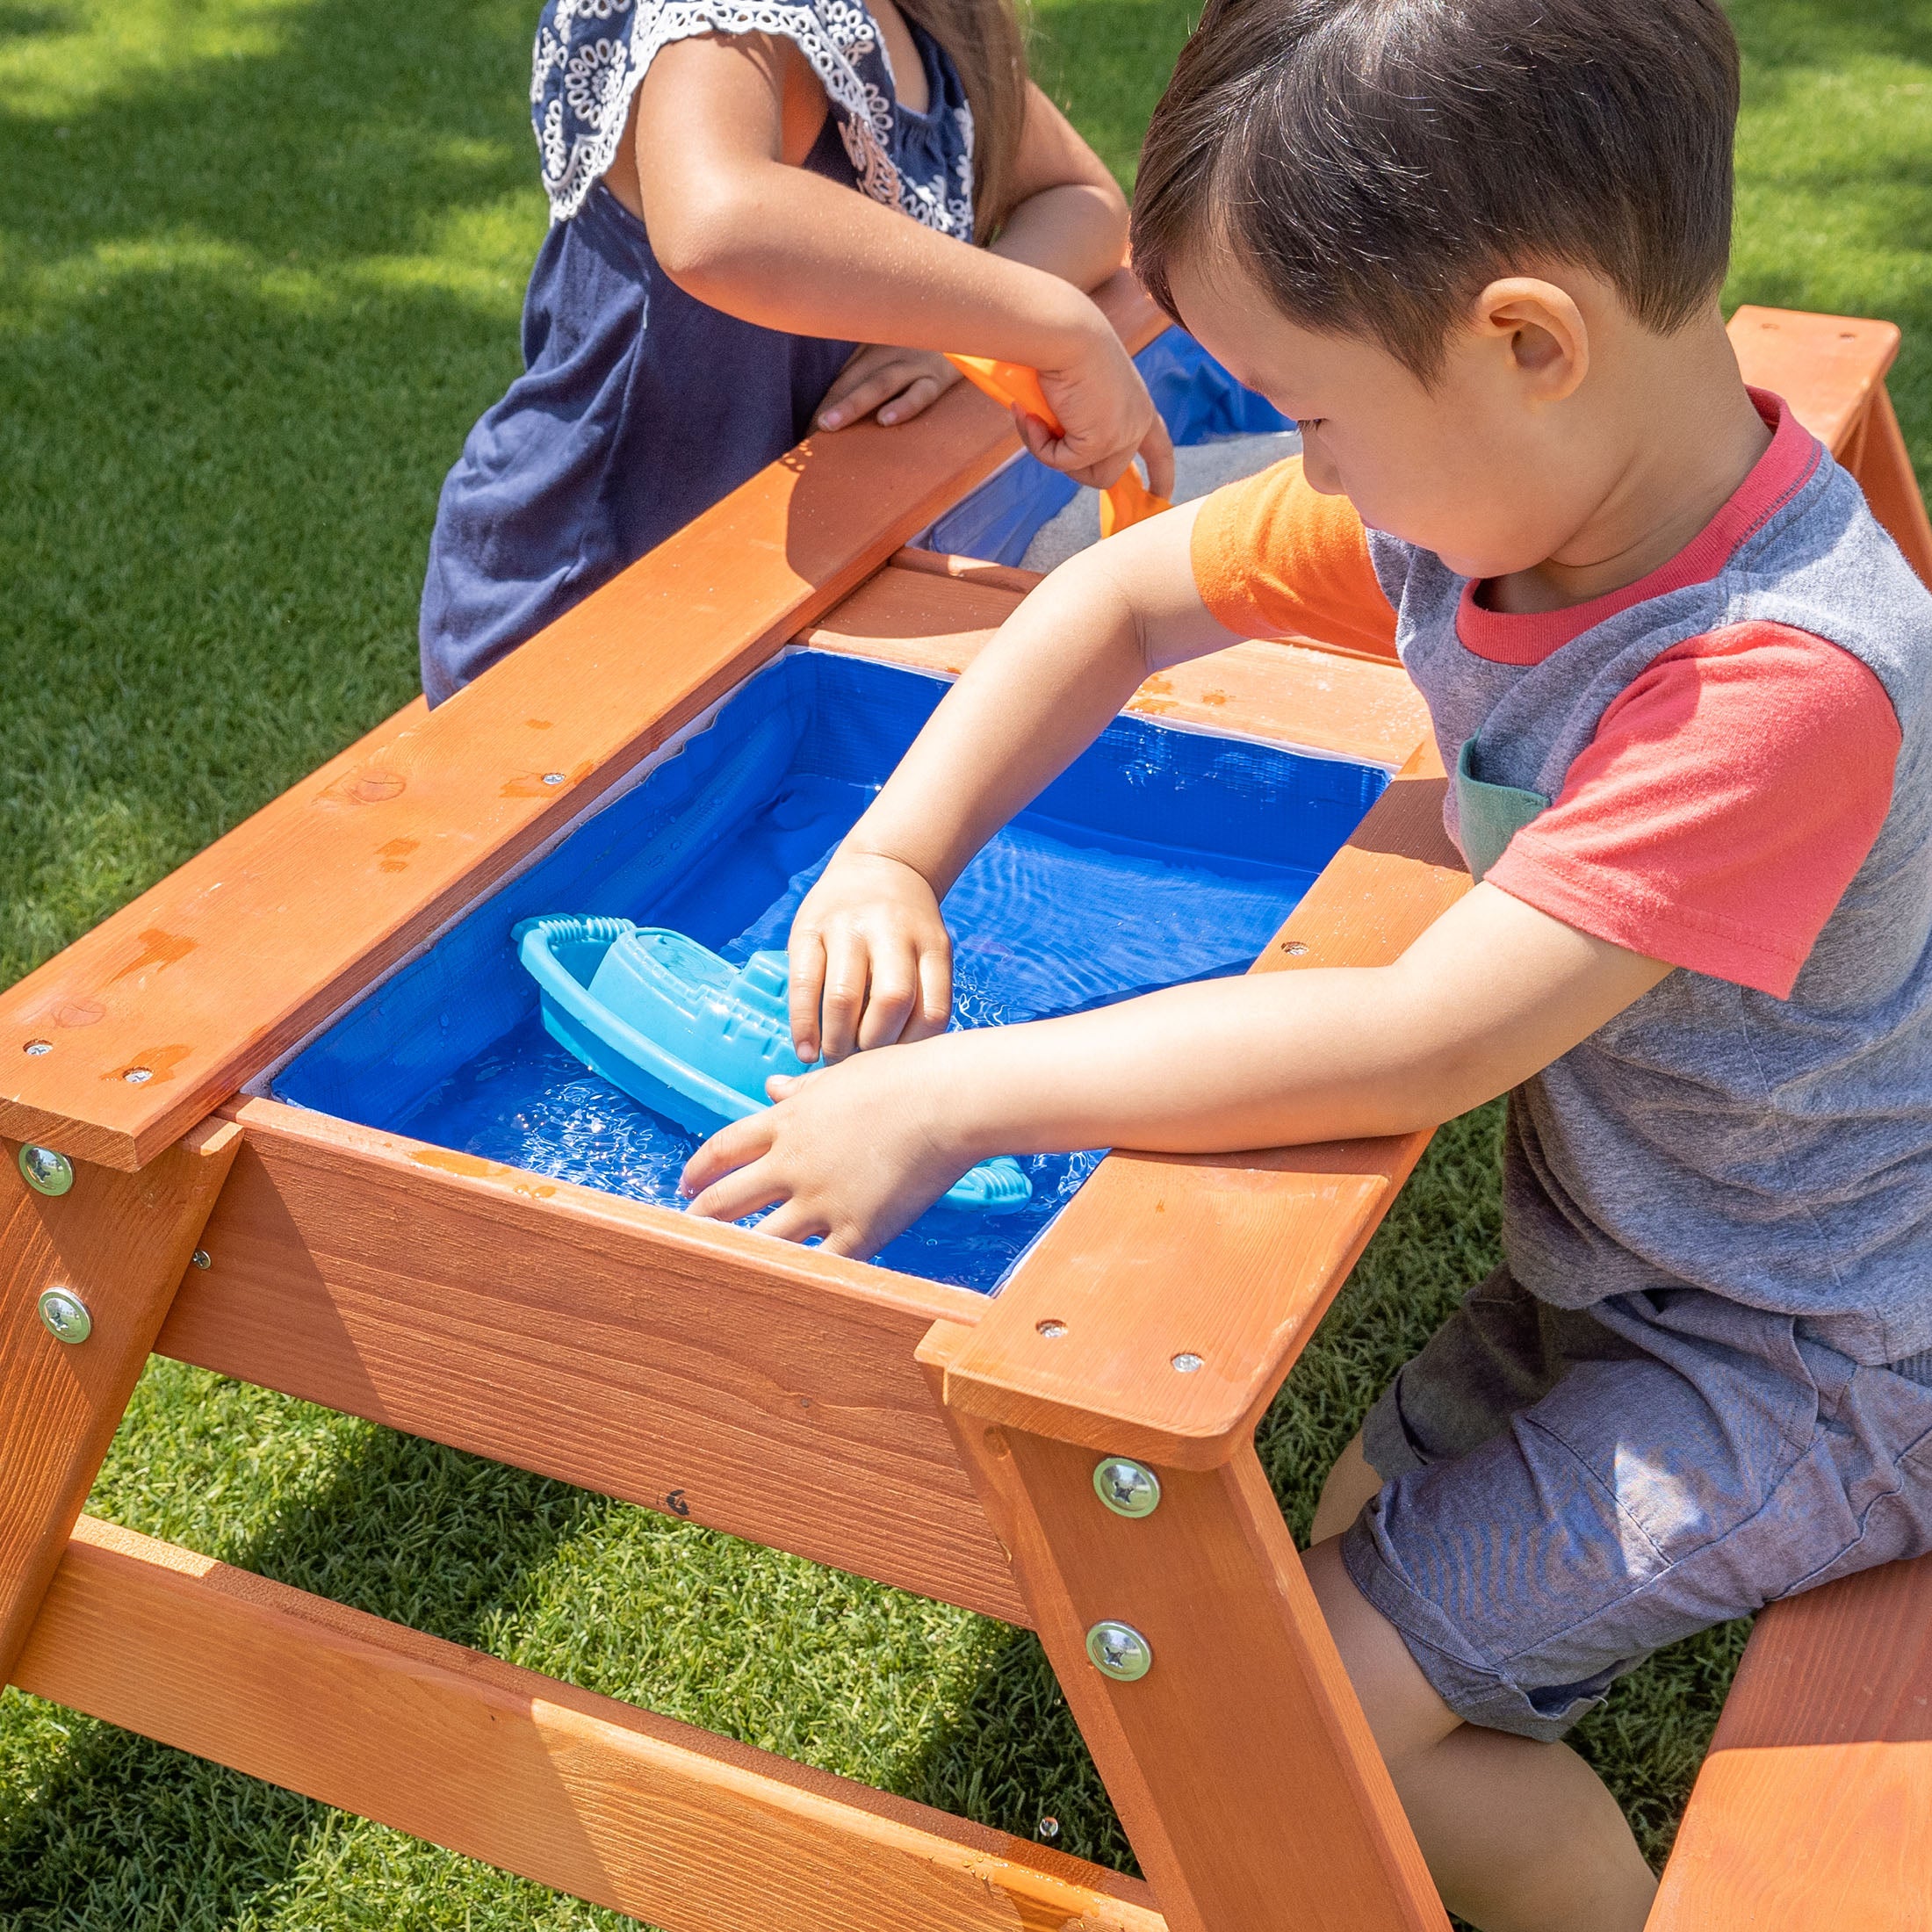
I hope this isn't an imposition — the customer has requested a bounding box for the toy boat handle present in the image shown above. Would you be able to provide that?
[944,354,1171,537]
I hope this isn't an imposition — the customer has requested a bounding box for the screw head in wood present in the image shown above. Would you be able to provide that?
[191,1249,212,1270]
[542,771,566,786]
[18,1145,75,1196]
[1171,1352,1205,1373]
[1085,1620,1152,1682]
[38,1287,92,1344]
[1092,1457,1161,1518]
[24,1038,53,1056]
[123,1067,152,1085]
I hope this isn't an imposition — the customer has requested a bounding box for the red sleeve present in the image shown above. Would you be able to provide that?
[1486,623,1900,998]
[1189,456,1400,659]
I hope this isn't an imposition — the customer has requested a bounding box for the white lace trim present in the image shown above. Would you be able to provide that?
[532,0,972,237]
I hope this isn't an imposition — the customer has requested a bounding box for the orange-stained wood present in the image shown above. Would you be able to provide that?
[889,546,1045,595]
[804,563,1433,769]
[0,278,1169,1173]
[1728,306,1901,450]
[1837,382,1932,587]
[937,1422,1446,1932]
[0,1121,238,1680]
[14,1516,1162,1932]
[155,1096,1028,1626]
[1648,1553,1932,1931]
[1728,303,1932,583]
[926,740,1470,1467]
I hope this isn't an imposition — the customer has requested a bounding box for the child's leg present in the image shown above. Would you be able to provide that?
[1302,1536,1655,1932]
[1309,1428,1381,1543]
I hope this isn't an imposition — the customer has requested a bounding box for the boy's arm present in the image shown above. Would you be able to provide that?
[789,501,1231,1060]
[685,883,1672,1254]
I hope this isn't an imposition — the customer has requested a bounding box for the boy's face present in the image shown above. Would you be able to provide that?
[1168,253,1621,581]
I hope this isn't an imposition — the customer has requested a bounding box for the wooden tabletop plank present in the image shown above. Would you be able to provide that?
[1727,305,1900,450]
[0,277,1165,1171]
[804,563,1431,769]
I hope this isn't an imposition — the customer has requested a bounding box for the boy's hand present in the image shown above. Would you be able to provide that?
[681,1047,969,1256]
[816,345,963,430]
[788,851,953,1063]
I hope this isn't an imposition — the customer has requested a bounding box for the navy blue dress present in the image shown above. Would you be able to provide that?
[421,1,977,704]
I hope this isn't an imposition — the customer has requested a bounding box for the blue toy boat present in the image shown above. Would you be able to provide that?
[514,916,1033,1215]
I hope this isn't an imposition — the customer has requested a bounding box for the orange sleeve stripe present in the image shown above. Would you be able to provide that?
[1190,456,1400,660]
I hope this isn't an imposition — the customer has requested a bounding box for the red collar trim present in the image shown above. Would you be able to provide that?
[1455,389,1821,666]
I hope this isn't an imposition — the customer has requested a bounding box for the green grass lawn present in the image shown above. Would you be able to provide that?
[3,0,1928,1923]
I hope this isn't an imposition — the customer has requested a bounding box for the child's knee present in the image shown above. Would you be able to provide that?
[1310,1429,1384,1543]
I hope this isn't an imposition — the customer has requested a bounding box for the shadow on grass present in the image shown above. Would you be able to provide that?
[1,0,543,987]
[0,1424,604,1929]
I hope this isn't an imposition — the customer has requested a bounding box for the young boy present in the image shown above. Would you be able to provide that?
[681,1,1932,1924]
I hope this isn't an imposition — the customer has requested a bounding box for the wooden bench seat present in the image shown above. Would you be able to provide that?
[1649,1551,1932,1928]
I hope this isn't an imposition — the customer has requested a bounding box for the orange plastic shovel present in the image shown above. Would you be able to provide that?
[945,354,1170,537]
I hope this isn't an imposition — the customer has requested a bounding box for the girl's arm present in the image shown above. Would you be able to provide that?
[630,32,1164,491]
[818,83,1130,430]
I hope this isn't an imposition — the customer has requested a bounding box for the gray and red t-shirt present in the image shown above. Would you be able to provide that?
[1193,392,1932,1364]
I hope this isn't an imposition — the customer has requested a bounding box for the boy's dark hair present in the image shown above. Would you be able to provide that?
[1131,0,1740,378]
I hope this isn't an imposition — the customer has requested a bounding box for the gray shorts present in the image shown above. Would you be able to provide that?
[1340,1268,1932,1741]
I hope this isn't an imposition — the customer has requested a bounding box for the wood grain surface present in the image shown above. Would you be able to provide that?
[941,1423,1445,1932]
[926,739,1470,1466]
[0,1121,238,1679]
[0,275,1165,1172]
[1728,304,1932,581]
[804,564,1432,768]
[155,1097,1028,1625]
[1649,1552,1932,1930]
[14,1515,1161,1932]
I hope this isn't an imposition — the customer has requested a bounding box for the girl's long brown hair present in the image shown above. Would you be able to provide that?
[895,0,1027,241]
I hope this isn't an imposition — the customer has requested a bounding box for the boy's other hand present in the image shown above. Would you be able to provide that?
[816,344,964,431]
[788,850,953,1063]
[680,1046,967,1257]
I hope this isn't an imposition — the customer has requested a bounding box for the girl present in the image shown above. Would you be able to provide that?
[420,0,1171,703]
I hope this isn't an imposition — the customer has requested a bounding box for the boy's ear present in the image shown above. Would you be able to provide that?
[1467,277,1590,403]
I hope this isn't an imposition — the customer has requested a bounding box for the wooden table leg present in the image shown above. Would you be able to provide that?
[1,1120,240,1682]
[1843,384,1932,588]
[954,1417,1446,1932]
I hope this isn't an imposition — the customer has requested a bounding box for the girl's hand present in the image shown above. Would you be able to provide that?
[1027,316,1176,498]
[817,344,963,430]
[681,1046,970,1256]
[788,851,953,1063]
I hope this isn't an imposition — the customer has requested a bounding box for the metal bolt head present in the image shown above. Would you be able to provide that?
[123,1067,152,1085]
[24,1038,53,1056]
[541,771,566,786]
[1171,1352,1205,1374]
[18,1144,75,1196]
[191,1249,212,1270]
[1085,1620,1153,1682]
[38,1287,92,1344]
[1035,1318,1068,1339]
[1092,1456,1161,1518]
